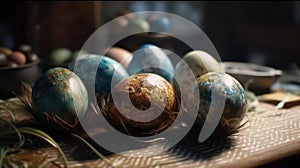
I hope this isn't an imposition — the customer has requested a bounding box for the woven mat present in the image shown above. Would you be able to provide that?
[1,98,300,168]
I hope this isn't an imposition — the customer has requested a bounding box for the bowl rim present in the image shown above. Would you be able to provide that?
[221,62,282,77]
[0,59,40,71]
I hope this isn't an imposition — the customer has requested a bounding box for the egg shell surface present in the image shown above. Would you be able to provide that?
[104,47,132,69]
[128,44,174,82]
[71,55,129,96]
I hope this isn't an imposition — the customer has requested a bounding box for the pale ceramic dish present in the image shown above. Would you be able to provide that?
[221,62,282,93]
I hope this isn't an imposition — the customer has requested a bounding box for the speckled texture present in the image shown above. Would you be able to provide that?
[128,44,174,82]
[71,55,129,96]
[31,67,88,131]
[196,72,248,136]
[173,50,224,102]
[106,73,176,136]
[176,50,224,79]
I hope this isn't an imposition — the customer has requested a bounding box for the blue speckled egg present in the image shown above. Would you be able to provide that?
[32,67,88,131]
[148,16,170,32]
[196,72,247,136]
[71,55,129,96]
[128,44,174,82]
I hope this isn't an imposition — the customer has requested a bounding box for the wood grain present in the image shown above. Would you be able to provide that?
[1,98,300,167]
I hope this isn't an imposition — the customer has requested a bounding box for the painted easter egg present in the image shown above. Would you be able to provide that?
[128,44,174,82]
[173,50,224,100]
[195,72,247,136]
[71,55,129,97]
[106,73,176,136]
[125,17,150,35]
[31,67,88,131]
[104,47,132,69]
[148,15,170,32]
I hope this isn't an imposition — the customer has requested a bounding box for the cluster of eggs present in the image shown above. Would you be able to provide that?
[0,44,39,68]
[69,44,176,136]
[174,50,247,136]
[109,12,171,37]
[31,43,247,137]
[74,44,247,136]
[31,44,173,133]
[48,47,89,66]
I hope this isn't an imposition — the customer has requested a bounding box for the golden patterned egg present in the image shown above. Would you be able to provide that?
[105,73,176,136]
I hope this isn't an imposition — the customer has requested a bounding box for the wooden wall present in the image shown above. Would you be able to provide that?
[15,1,101,58]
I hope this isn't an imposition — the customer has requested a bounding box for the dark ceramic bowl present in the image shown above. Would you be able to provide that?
[0,59,41,99]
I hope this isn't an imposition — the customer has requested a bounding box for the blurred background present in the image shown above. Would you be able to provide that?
[1,1,299,70]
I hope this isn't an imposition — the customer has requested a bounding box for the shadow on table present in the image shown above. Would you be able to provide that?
[166,129,235,161]
[64,118,236,162]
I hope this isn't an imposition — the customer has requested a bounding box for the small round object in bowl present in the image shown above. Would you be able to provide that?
[26,52,39,63]
[221,62,282,93]
[0,53,7,66]
[7,51,27,65]
[0,47,12,56]
[18,44,32,54]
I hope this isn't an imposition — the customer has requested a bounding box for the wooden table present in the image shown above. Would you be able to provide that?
[1,97,300,168]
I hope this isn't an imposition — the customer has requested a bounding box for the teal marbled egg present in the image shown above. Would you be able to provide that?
[71,55,129,97]
[196,72,247,136]
[32,67,88,131]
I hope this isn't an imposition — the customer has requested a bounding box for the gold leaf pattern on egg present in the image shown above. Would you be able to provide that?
[106,73,176,136]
